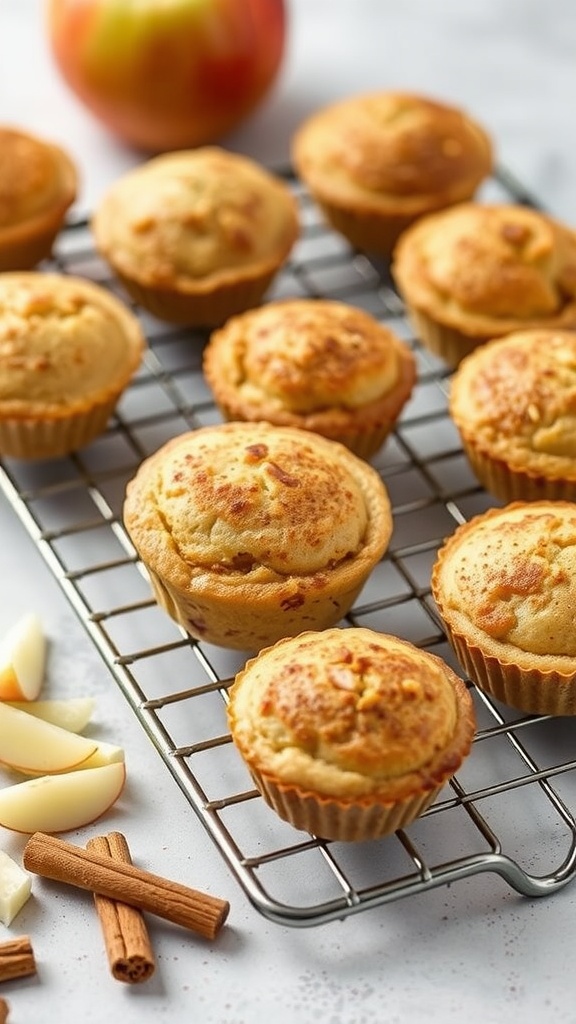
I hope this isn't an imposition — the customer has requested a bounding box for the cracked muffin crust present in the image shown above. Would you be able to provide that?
[0,272,144,458]
[92,147,299,326]
[431,501,576,714]
[392,202,576,366]
[0,126,77,270]
[449,329,576,501]
[292,91,492,255]
[123,422,393,650]
[203,298,416,459]
[227,626,476,840]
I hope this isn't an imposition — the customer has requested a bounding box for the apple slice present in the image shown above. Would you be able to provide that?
[23,739,125,777]
[80,740,125,771]
[0,762,126,834]
[0,849,32,925]
[0,612,46,701]
[0,702,98,775]
[7,697,96,733]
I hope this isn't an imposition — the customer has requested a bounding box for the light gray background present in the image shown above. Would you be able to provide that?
[1,3,576,1022]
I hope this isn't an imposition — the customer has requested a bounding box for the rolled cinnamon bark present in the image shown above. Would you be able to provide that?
[23,832,229,940]
[87,833,156,983]
[0,936,36,983]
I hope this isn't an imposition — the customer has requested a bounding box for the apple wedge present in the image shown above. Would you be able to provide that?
[0,702,99,775]
[79,740,125,771]
[0,762,126,834]
[7,697,96,733]
[0,612,46,701]
[23,739,125,777]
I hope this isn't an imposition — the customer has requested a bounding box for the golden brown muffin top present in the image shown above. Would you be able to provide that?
[123,421,391,582]
[228,627,475,800]
[432,502,576,662]
[392,202,576,335]
[0,127,77,233]
[204,298,415,413]
[92,147,299,290]
[292,91,492,213]
[450,329,576,475]
[0,273,144,416]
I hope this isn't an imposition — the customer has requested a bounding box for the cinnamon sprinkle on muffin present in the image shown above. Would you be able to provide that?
[449,328,576,502]
[227,626,476,840]
[392,202,576,366]
[292,91,493,256]
[0,126,77,270]
[123,422,393,650]
[203,298,416,459]
[92,147,299,326]
[431,500,576,715]
[0,272,144,459]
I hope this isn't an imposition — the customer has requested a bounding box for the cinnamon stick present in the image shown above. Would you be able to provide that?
[0,996,8,1023]
[23,832,229,940]
[0,936,36,983]
[86,833,155,984]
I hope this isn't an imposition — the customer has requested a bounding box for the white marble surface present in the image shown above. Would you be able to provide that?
[2,2,576,1022]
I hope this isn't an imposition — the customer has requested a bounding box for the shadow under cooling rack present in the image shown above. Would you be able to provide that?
[1,167,576,927]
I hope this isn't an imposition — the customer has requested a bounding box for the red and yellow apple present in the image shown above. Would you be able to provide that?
[46,0,287,152]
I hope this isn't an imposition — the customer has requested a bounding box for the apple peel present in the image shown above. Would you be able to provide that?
[0,762,126,834]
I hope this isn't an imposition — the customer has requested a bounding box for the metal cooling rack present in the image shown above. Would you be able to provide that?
[2,168,576,928]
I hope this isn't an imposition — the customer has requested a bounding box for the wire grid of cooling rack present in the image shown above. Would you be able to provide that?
[2,168,576,928]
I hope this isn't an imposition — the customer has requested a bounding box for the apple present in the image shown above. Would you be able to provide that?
[7,697,96,733]
[0,702,100,775]
[46,0,286,152]
[0,762,126,834]
[0,612,46,701]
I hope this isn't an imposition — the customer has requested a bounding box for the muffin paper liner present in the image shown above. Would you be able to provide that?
[315,189,483,261]
[331,423,396,460]
[145,565,369,652]
[458,434,576,504]
[214,403,397,462]
[441,620,576,717]
[317,201,416,258]
[405,308,488,368]
[0,220,63,272]
[251,768,442,842]
[116,269,280,328]
[0,395,123,460]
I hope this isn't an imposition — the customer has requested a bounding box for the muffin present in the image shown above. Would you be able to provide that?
[0,126,78,271]
[392,202,576,366]
[449,329,576,502]
[203,298,417,459]
[431,501,576,716]
[292,91,493,257]
[227,626,476,841]
[123,422,393,650]
[92,147,299,327]
[0,272,145,459]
